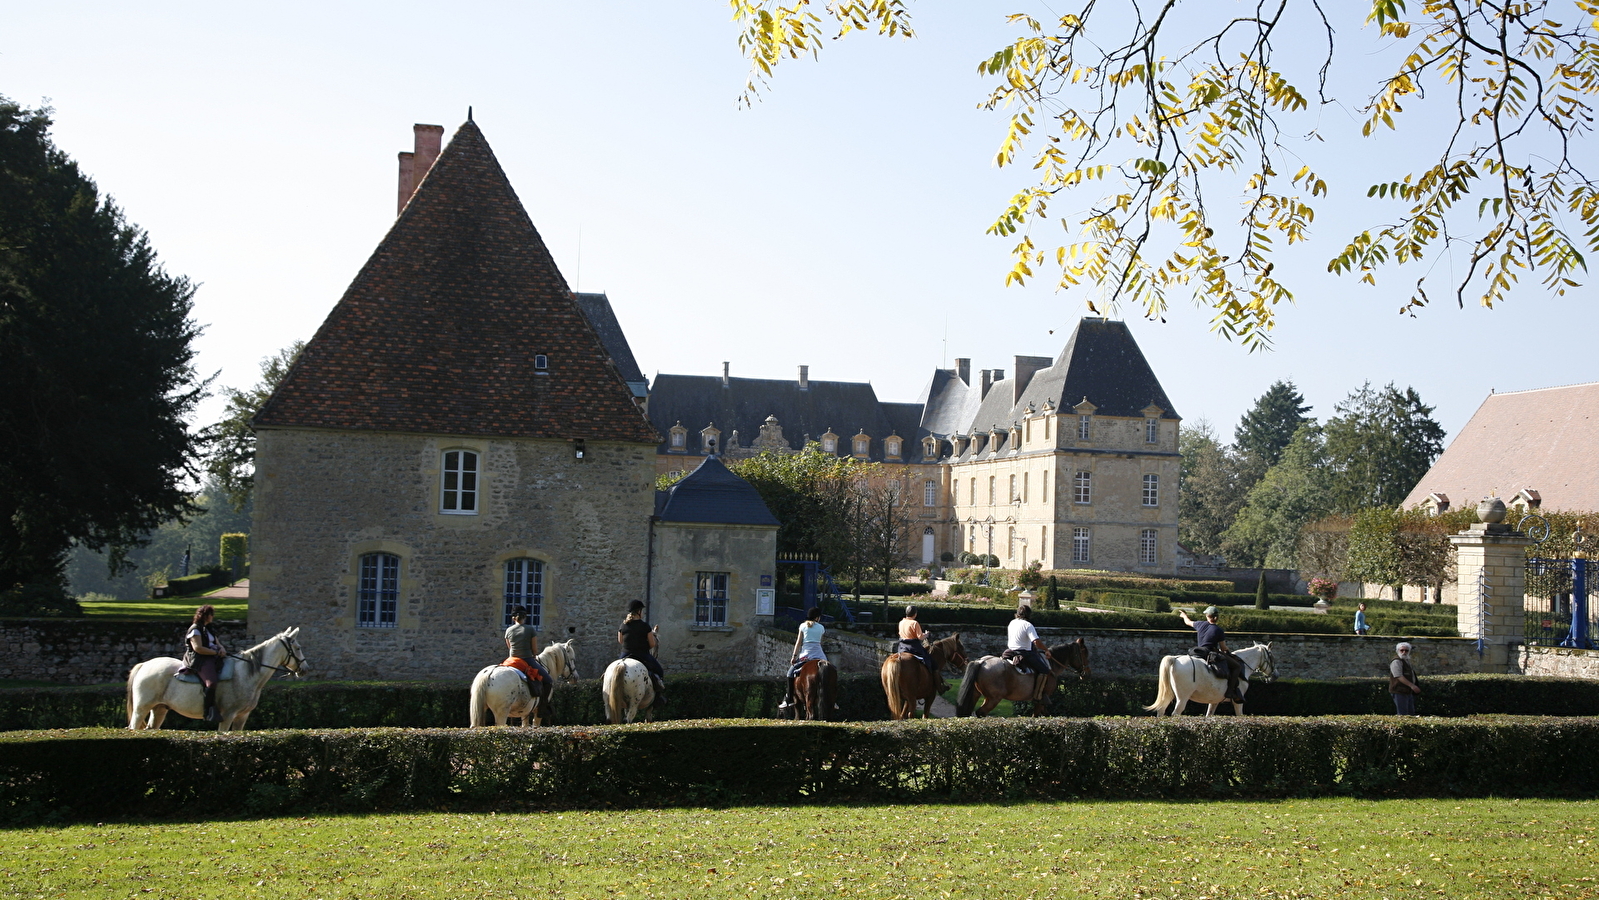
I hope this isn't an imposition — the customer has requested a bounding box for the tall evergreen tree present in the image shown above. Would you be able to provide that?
[0,98,206,602]
[1323,382,1446,513]
[1234,380,1313,471]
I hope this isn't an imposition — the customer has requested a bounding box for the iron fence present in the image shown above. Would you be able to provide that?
[1525,557,1597,646]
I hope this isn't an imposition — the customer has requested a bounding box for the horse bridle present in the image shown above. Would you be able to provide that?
[229,635,305,677]
[1243,645,1276,684]
[560,641,579,683]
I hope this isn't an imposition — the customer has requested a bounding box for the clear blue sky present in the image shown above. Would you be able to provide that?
[5,2,1592,446]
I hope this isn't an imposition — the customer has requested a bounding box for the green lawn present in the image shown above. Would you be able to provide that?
[78,594,246,621]
[2,799,1594,899]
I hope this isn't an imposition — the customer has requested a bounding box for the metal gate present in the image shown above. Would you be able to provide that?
[1525,555,1598,648]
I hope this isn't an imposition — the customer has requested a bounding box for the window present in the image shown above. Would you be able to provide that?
[695,572,729,626]
[1040,525,1048,557]
[1007,526,1016,560]
[1044,417,1051,439]
[853,436,870,456]
[1143,473,1160,506]
[1023,472,1029,503]
[1146,418,1159,443]
[924,480,938,507]
[886,439,901,458]
[440,450,478,514]
[1041,471,1048,503]
[1009,474,1017,503]
[533,354,549,369]
[1140,529,1158,565]
[970,478,976,505]
[669,429,686,451]
[357,553,399,628]
[822,435,838,453]
[1078,415,1092,440]
[503,558,544,627]
[952,480,960,506]
[1073,471,1092,504]
[988,476,996,505]
[1072,528,1091,563]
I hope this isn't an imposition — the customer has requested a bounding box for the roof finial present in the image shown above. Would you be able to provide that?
[467,105,474,123]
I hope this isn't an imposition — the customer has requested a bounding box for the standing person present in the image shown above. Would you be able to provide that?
[1354,602,1371,636]
[618,600,666,704]
[777,606,827,711]
[1389,642,1421,715]
[503,606,550,684]
[1006,604,1054,701]
[184,604,226,722]
[1178,606,1245,702]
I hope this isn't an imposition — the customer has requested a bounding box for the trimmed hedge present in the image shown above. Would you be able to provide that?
[908,602,1457,637]
[946,584,1015,601]
[6,716,1599,822]
[842,581,928,597]
[1076,590,1171,613]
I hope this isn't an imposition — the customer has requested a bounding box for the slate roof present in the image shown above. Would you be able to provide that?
[573,291,649,399]
[1402,382,1599,511]
[1010,318,1178,421]
[255,120,659,444]
[654,455,780,526]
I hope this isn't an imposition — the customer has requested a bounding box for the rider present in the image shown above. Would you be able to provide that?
[896,605,941,682]
[777,606,827,711]
[1179,606,1246,702]
[618,599,666,704]
[1006,603,1053,702]
[185,604,226,722]
[503,606,550,686]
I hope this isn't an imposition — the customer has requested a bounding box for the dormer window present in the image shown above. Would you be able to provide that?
[922,436,938,459]
[668,423,688,453]
[885,436,902,459]
[1078,415,1091,441]
[821,429,839,454]
[700,424,721,455]
[1146,418,1159,443]
[852,431,870,458]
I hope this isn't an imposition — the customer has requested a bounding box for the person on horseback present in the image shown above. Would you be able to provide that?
[618,599,666,704]
[896,605,943,683]
[778,606,828,711]
[503,607,550,687]
[1179,606,1245,702]
[184,604,226,722]
[1006,604,1054,702]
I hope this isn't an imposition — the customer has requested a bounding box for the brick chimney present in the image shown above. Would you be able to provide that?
[722,361,730,388]
[953,358,970,385]
[798,365,809,391]
[979,369,993,399]
[397,124,446,215]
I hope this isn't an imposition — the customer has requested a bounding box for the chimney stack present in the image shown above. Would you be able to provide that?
[1012,355,1051,404]
[397,124,446,215]
[980,369,993,399]
[954,358,971,385]
[798,365,809,391]
[722,361,730,387]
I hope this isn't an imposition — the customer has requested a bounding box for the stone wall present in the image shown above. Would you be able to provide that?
[754,626,892,676]
[1516,645,1599,678]
[0,618,250,685]
[649,522,777,675]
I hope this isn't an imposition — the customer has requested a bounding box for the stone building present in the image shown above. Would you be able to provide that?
[645,318,1182,573]
[249,120,662,681]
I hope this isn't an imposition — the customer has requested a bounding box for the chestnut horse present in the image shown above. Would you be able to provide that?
[880,633,967,720]
[953,638,1091,717]
[787,658,839,721]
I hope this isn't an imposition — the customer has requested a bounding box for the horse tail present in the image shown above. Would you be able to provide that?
[820,661,839,722]
[468,668,491,728]
[881,658,905,719]
[603,662,627,725]
[954,660,984,717]
[125,663,138,729]
[1143,656,1176,714]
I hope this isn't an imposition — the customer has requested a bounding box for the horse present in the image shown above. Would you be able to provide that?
[602,657,657,724]
[468,639,580,727]
[953,639,1090,717]
[880,633,967,720]
[1144,642,1277,717]
[126,626,308,732]
[787,658,838,721]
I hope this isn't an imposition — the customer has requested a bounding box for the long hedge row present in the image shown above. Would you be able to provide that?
[7,674,1597,731]
[903,601,1458,636]
[5,716,1598,822]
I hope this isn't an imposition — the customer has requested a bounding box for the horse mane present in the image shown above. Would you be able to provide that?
[928,633,962,662]
[234,628,295,670]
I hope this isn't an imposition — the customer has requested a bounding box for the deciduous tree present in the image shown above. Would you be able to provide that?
[1177,419,1244,557]
[205,341,303,511]
[1222,425,1333,568]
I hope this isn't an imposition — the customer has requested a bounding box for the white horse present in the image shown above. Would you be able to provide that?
[1144,642,1276,717]
[468,640,580,727]
[601,657,656,724]
[127,626,308,732]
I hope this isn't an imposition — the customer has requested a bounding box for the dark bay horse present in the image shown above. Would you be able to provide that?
[881,633,967,720]
[953,638,1090,717]
[787,659,839,721]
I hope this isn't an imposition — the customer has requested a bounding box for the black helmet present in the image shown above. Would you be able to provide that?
[627,599,646,614]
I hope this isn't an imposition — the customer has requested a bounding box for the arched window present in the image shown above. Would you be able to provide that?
[503,558,544,628]
[358,552,400,628]
[924,480,938,507]
[1143,474,1160,507]
[441,450,479,514]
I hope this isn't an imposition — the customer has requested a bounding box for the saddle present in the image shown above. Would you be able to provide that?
[174,657,236,684]
[1001,649,1047,676]
[501,657,544,683]
[1188,648,1232,680]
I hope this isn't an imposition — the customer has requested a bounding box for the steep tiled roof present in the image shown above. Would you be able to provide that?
[255,121,659,444]
[573,291,649,399]
[655,455,780,526]
[1402,382,1599,511]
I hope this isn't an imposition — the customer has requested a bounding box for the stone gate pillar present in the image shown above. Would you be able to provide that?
[1450,498,1529,671]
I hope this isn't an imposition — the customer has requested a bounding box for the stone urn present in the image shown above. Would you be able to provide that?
[1312,599,1331,614]
[1477,496,1508,524]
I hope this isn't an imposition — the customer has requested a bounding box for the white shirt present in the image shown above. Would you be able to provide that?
[1007,618,1040,652]
[797,621,827,661]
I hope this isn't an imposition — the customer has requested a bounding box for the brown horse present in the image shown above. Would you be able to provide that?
[787,659,838,721]
[953,639,1091,717]
[881,633,967,720]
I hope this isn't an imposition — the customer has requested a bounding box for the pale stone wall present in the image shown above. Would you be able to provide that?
[0,619,249,684]
[250,428,656,682]
[1516,645,1599,678]
[1451,525,1531,672]
[754,625,892,676]
[648,522,777,675]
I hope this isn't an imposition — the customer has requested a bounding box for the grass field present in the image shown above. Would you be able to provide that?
[77,595,246,621]
[3,799,1596,899]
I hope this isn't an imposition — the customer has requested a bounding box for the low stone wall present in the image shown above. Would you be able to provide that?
[0,618,250,685]
[856,625,1496,680]
[1516,645,1599,678]
[755,626,891,677]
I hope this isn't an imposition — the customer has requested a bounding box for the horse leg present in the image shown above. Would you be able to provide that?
[976,695,1000,717]
[147,706,169,729]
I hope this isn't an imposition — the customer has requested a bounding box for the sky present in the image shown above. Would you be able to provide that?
[4,1,1594,447]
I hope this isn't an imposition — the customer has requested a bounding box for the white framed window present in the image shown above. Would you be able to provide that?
[695,571,729,626]
[1143,473,1159,507]
[1073,471,1092,505]
[1007,526,1016,560]
[886,439,901,458]
[503,558,544,627]
[669,428,686,451]
[822,435,838,453]
[924,480,938,507]
[1009,474,1018,502]
[1072,528,1091,563]
[1146,418,1159,443]
[1023,471,1029,503]
[358,552,400,628]
[970,478,976,505]
[1078,415,1091,440]
[988,476,996,505]
[853,436,870,456]
[1041,471,1048,503]
[952,480,960,506]
[1140,529,1158,565]
[440,450,479,514]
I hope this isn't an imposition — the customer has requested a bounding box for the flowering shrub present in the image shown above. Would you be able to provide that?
[1309,578,1339,601]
